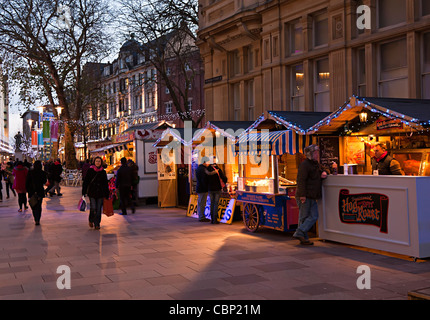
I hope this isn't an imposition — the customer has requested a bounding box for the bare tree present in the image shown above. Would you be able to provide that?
[119,0,204,128]
[0,0,113,167]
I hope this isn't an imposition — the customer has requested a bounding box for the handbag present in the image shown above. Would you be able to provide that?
[78,196,87,212]
[29,194,39,208]
[103,198,114,217]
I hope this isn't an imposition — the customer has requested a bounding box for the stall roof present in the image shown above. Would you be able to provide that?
[235,130,316,156]
[152,127,205,148]
[124,120,174,133]
[307,96,430,134]
[91,142,130,155]
[205,121,255,140]
[244,111,332,134]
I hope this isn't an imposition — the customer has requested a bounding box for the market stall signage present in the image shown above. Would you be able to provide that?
[112,131,135,143]
[338,189,389,233]
[186,195,235,224]
[236,191,276,207]
[376,119,403,131]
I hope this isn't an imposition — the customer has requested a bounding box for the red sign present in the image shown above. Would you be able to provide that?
[376,119,403,130]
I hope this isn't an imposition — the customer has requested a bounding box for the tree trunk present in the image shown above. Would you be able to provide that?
[64,123,78,169]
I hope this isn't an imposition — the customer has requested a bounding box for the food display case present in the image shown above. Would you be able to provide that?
[392,149,430,176]
[234,130,305,233]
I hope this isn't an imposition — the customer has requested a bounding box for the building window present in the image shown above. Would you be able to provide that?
[272,36,279,57]
[165,101,172,114]
[291,64,305,111]
[357,48,366,96]
[287,19,303,55]
[422,0,430,16]
[246,46,254,72]
[233,83,241,120]
[264,39,270,60]
[422,33,430,99]
[313,11,328,48]
[230,50,240,76]
[379,38,408,98]
[314,58,330,112]
[247,80,254,120]
[378,0,406,29]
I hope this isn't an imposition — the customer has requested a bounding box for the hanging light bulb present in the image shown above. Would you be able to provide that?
[359,108,368,123]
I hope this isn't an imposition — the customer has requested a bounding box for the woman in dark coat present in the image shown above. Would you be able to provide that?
[82,156,109,230]
[26,161,47,225]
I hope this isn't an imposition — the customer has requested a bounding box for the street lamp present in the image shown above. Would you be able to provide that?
[56,106,63,117]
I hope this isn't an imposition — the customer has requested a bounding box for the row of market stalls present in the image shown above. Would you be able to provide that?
[153,95,430,259]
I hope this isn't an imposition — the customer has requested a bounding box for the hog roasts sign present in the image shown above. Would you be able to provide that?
[338,189,389,233]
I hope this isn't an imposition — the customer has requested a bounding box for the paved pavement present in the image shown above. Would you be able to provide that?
[0,186,429,300]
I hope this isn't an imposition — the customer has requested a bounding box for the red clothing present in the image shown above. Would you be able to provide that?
[13,165,28,193]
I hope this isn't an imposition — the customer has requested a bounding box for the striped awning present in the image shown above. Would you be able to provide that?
[235,130,315,156]
[90,142,130,155]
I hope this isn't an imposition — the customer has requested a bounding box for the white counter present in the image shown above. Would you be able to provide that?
[318,175,430,259]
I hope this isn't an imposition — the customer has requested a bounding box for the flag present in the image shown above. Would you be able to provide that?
[43,121,50,142]
[51,120,59,142]
[31,131,38,146]
[38,130,43,146]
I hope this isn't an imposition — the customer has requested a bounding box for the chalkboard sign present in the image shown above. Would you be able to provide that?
[319,137,340,168]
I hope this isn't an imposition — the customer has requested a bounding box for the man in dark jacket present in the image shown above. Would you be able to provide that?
[116,157,134,215]
[293,144,329,245]
[371,143,403,175]
[195,156,218,222]
[46,159,63,196]
[207,156,227,224]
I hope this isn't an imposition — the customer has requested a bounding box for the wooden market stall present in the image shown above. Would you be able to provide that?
[308,96,430,259]
[233,110,330,232]
[91,121,173,200]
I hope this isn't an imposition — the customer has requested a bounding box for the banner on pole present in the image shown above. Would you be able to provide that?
[43,121,50,142]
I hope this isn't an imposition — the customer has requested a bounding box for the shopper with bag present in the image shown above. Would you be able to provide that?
[26,161,47,225]
[13,161,28,212]
[207,156,228,224]
[82,156,109,230]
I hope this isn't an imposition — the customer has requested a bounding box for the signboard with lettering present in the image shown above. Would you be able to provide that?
[186,195,235,224]
[338,189,389,233]
[376,119,403,131]
[236,191,276,207]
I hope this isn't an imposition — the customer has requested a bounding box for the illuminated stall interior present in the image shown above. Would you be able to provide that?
[308,96,430,175]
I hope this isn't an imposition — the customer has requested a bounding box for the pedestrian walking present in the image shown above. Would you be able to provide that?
[4,162,16,198]
[207,156,227,224]
[13,161,28,212]
[46,159,63,196]
[26,161,47,225]
[128,159,139,209]
[115,157,135,215]
[82,156,109,230]
[293,144,329,245]
[81,159,91,181]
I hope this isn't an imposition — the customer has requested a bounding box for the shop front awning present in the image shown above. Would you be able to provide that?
[234,130,316,156]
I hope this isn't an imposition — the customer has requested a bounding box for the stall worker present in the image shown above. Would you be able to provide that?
[371,142,403,175]
[293,144,329,245]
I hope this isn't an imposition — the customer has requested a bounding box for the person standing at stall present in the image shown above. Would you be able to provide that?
[207,156,227,224]
[293,144,329,245]
[371,142,403,175]
[196,157,218,222]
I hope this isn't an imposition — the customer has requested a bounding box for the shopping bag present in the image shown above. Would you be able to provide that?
[103,198,114,217]
[77,196,87,212]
